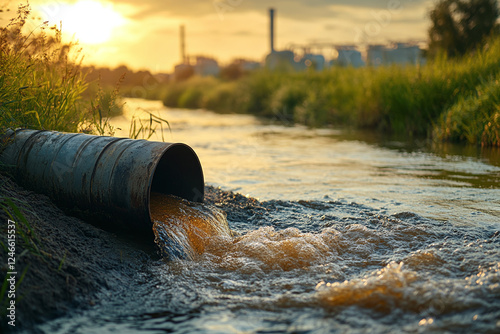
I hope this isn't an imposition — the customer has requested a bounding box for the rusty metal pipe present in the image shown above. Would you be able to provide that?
[0,129,204,232]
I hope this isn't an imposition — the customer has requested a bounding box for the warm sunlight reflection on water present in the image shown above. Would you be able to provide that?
[113,98,500,226]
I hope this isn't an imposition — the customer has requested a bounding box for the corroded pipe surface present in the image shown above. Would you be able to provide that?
[0,129,204,232]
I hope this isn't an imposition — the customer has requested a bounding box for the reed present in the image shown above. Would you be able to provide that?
[0,4,121,136]
[1,4,83,132]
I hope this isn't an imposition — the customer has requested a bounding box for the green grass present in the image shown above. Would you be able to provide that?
[158,36,500,146]
[433,74,500,146]
[0,3,118,136]
[0,4,167,316]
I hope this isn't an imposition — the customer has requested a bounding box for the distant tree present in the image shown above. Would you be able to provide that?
[220,63,244,81]
[174,65,194,82]
[428,0,499,57]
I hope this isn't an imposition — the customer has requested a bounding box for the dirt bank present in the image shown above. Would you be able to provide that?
[0,173,267,333]
[0,173,151,332]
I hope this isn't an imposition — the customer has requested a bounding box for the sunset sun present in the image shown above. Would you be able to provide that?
[37,0,125,45]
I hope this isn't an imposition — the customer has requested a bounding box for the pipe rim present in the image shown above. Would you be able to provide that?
[147,142,204,226]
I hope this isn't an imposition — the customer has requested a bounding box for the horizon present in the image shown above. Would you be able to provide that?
[3,0,432,72]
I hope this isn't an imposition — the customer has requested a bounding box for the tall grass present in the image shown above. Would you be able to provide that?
[433,74,500,146]
[159,36,500,146]
[0,3,117,136]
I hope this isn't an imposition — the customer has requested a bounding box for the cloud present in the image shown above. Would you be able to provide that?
[25,0,431,71]
[117,0,429,21]
[324,23,338,31]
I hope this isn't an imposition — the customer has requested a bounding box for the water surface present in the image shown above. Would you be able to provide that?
[38,98,500,333]
[115,99,499,226]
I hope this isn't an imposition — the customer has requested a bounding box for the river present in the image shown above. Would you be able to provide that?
[39,98,499,333]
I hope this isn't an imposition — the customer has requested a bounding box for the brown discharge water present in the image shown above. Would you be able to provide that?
[150,193,232,259]
[151,193,340,271]
[40,192,500,333]
[150,195,500,325]
[205,226,341,272]
[152,195,426,312]
[315,262,419,313]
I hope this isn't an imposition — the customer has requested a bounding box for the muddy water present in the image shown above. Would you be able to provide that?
[38,99,499,333]
[150,193,232,259]
[41,191,500,333]
[151,193,341,272]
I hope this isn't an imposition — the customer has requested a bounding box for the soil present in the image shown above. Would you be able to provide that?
[0,173,266,333]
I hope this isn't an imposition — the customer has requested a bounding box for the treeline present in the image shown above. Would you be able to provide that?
[81,62,254,101]
[83,66,166,93]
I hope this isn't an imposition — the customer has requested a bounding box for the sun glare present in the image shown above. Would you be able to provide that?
[37,0,125,45]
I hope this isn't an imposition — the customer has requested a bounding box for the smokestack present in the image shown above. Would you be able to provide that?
[269,8,275,53]
[180,25,186,64]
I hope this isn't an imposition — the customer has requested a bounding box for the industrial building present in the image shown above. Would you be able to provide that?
[173,8,425,78]
[173,25,220,80]
[333,46,365,67]
[265,8,423,70]
[366,43,423,67]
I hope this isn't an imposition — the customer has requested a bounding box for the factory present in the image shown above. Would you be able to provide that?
[366,43,423,67]
[265,8,424,70]
[173,8,424,78]
[173,25,221,80]
[173,25,260,80]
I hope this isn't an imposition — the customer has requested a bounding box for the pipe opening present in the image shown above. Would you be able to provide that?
[150,143,204,205]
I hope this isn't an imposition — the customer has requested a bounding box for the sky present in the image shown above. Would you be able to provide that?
[4,0,434,72]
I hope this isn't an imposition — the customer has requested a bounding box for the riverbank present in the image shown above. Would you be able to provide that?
[0,173,150,332]
[0,173,267,332]
[155,36,500,146]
